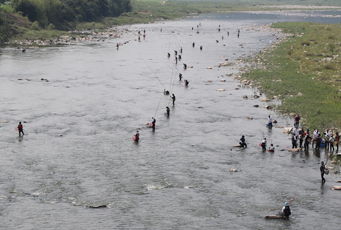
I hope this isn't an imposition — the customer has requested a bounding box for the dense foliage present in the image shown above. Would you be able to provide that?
[10,0,132,29]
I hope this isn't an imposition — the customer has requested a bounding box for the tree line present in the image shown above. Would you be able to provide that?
[6,0,132,30]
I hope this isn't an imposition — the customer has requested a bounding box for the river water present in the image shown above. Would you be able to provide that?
[1,11,341,229]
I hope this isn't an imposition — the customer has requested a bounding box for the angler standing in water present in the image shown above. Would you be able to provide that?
[267,115,273,128]
[151,117,156,130]
[179,73,182,81]
[184,79,189,86]
[166,107,170,117]
[18,122,24,136]
[261,138,267,150]
[170,94,176,106]
[320,161,326,183]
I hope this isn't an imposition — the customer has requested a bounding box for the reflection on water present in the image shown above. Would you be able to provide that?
[1,11,341,229]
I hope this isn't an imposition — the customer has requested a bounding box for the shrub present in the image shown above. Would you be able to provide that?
[47,23,55,30]
[0,4,15,13]
[31,21,41,31]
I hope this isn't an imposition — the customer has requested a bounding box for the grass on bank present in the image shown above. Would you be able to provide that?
[243,22,341,131]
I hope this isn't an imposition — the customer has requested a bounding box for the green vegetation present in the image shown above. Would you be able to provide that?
[10,0,132,30]
[243,22,341,131]
[2,0,341,42]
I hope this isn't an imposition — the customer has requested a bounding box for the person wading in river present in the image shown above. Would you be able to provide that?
[166,107,170,117]
[135,130,139,142]
[170,94,176,106]
[18,122,24,136]
[151,117,156,130]
[267,115,273,128]
[320,161,326,183]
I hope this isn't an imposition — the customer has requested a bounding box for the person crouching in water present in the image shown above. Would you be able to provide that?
[279,202,291,218]
[135,130,139,142]
[261,138,267,151]
[268,144,275,151]
[239,135,247,148]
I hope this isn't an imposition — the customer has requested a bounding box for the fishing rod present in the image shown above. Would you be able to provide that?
[288,194,296,205]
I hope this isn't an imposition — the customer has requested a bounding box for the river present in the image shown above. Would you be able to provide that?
[1,11,341,229]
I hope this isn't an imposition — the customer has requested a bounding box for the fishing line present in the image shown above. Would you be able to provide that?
[154,91,164,118]
[137,52,166,89]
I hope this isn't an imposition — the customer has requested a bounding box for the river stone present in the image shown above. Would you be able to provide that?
[207,67,212,69]
[216,89,225,92]
[261,97,270,102]
[247,116,253,120]
[276,126,283,128]
[242,95,248,99]
[235,88,239,90]
[283,127,293,133]
[254,95,260,99]
[331,186,341,190]
[253,105,259,108]
[220,79,226,82]
[229,169,238,172]
[288,148,300,153]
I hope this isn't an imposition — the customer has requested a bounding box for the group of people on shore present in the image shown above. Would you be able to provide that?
[289,114,340,152]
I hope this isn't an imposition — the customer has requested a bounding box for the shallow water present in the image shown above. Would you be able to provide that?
[1,11,341,229]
